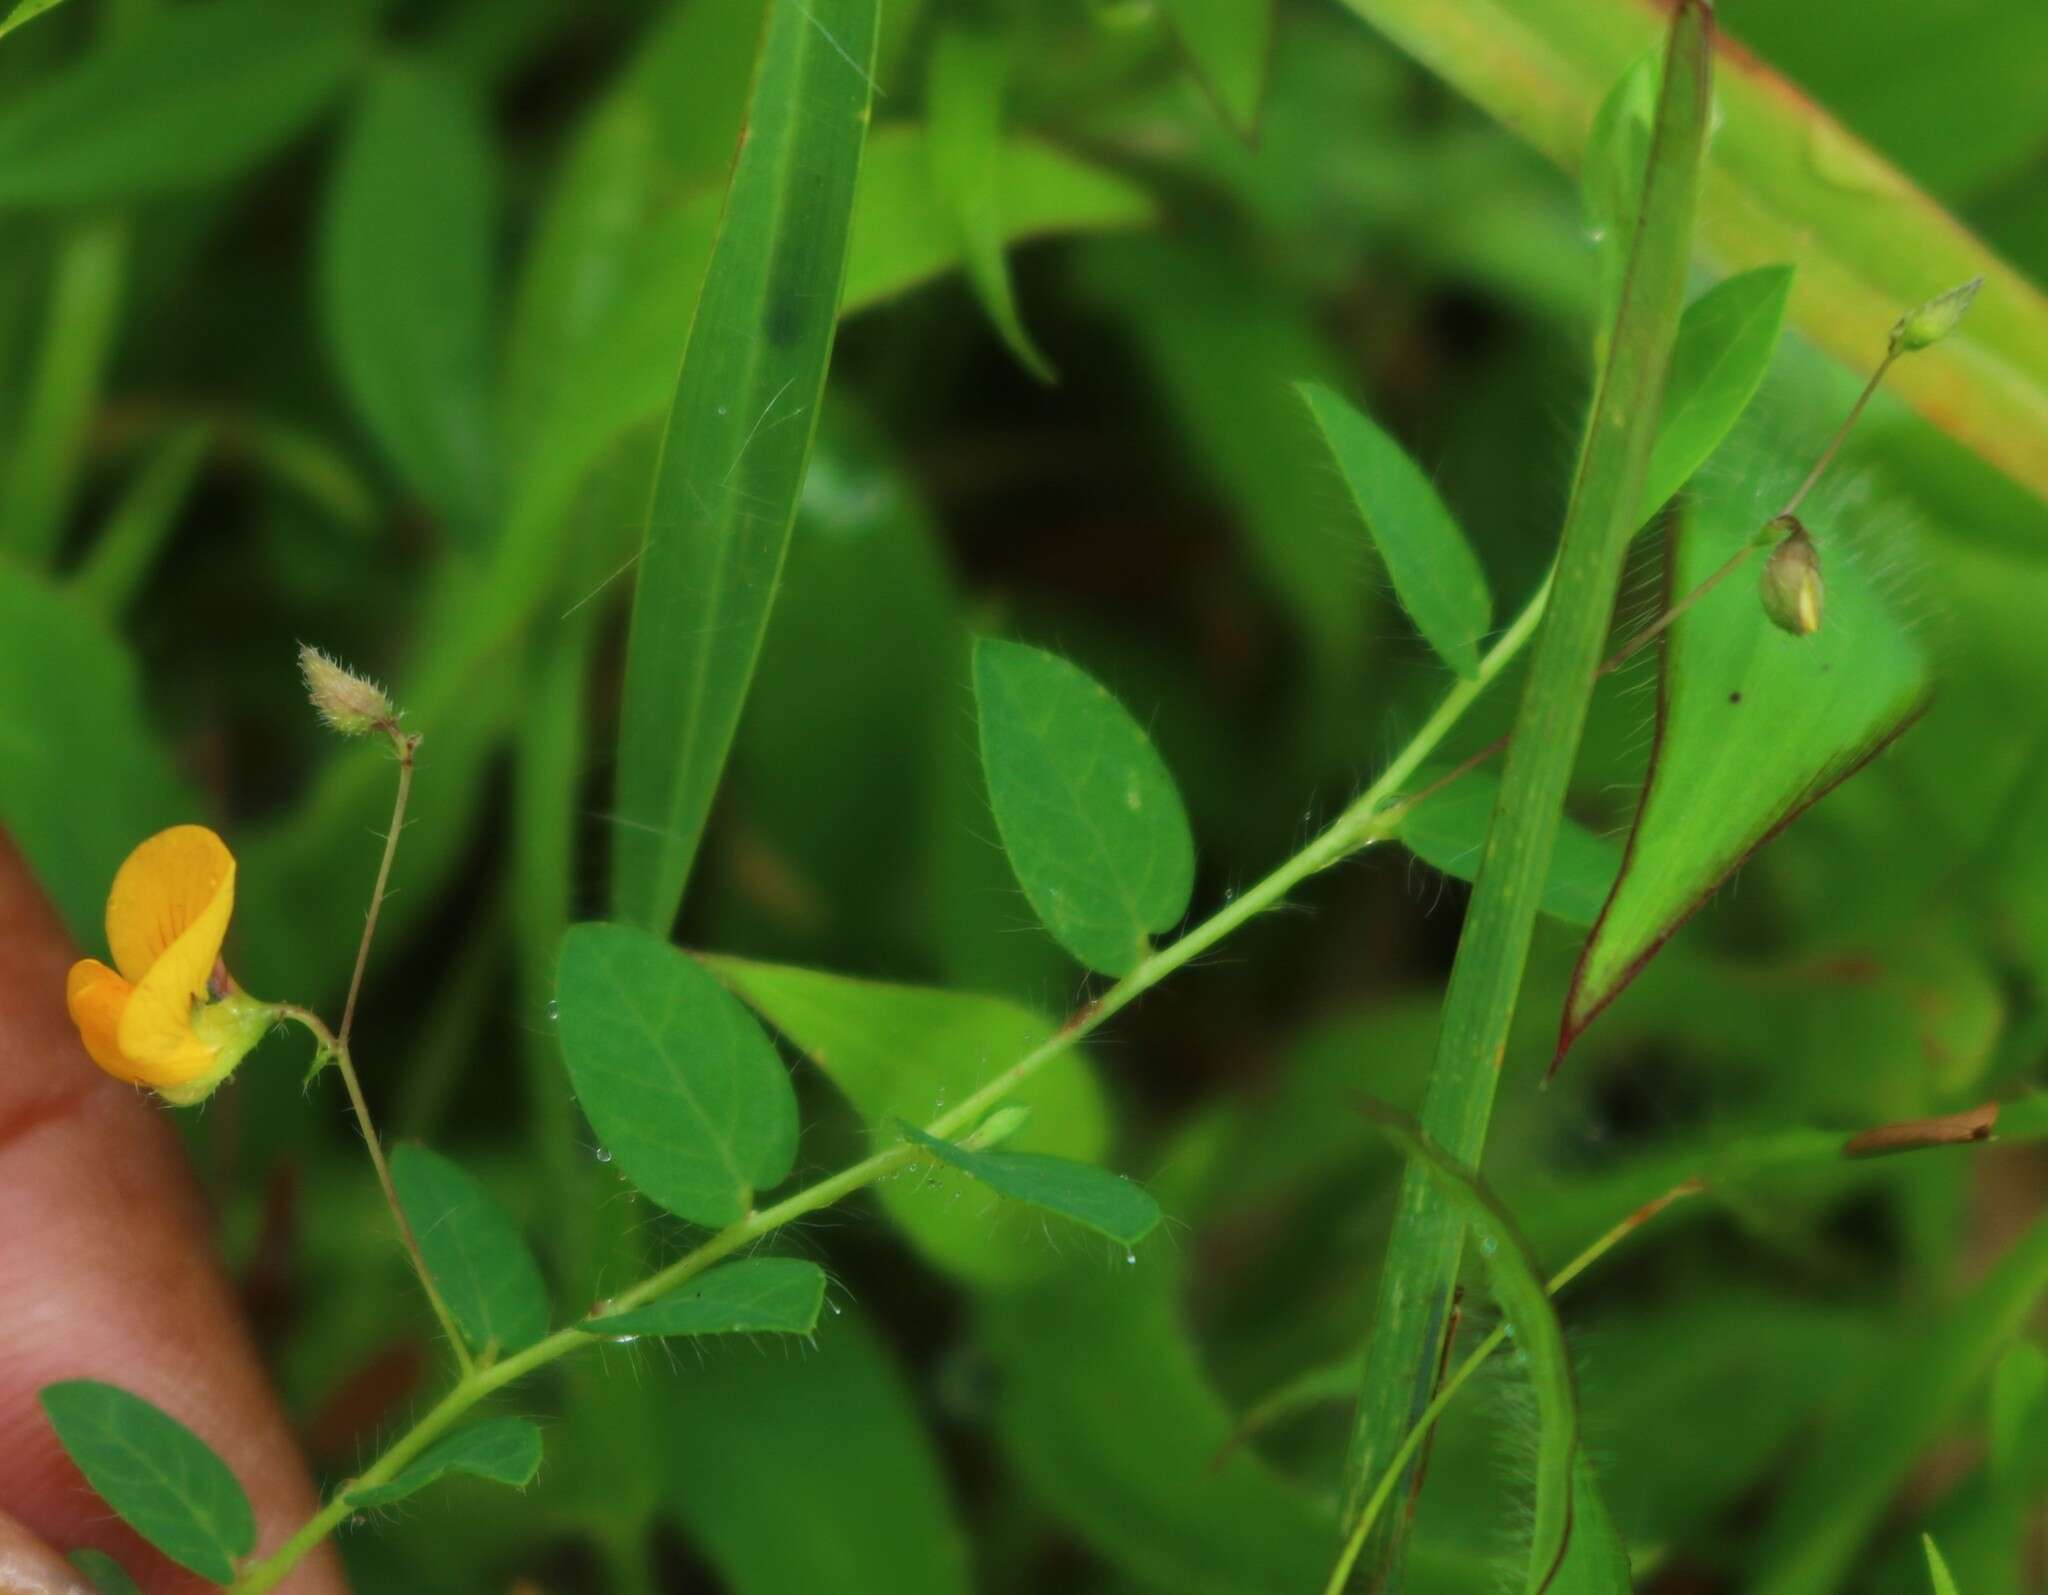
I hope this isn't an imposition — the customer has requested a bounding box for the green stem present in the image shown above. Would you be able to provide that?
[1322,1182,1701,1595]
[277,1004,475,1382]
[231,560,1557,1594]
[1339,5,1711,1574]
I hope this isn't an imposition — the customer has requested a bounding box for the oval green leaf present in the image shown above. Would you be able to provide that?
[555,923,799,1226]
[1298,382,1492,678]
[348,1416,543,1509]
[581,1257,826,1339]
[40,1380,254,1584]
[391,1143,550,1358]
[898,1123,1161,1248]
[972,637,1196,976]
[0,0,360,207]
[321,59,498,536]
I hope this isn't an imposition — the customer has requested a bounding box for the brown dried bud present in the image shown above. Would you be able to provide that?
[1759,519,1824,637]
[298,644,395,736]
[1891,277,1982,354]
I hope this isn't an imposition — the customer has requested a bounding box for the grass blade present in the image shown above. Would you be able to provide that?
[1339,2,1712,1579]
[608,0,879,932]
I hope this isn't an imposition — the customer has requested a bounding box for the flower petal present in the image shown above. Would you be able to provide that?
[105,824,235,986]
[66,959,138,1081]
[114,835,238,1086]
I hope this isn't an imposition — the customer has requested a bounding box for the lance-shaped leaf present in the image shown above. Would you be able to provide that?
[391,1144,550,1357]
[1641,265,1795,523]
[608,0,878,934]
[555,923,799,1226]
[899,1123,1161,1249]
[928,26,1052,380]
[1299,382,1491,678]
[1923,1538,1961,1595]
[1559,445,1932,1060]
[322,59,499,537]
[705,956,1112,1286]
[1352,1101,1578,1595]
[1394,766,1621,926]
[581,1257,826,1339]
[1157,0,1276,137]
[40,1381,254,1583]
[973,637,1196,976]
[348,1417,543,1508]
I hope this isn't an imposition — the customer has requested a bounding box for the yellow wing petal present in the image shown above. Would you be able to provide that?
[114,839,237,1086]
[105,824,235,985]
[66,959,138,1080]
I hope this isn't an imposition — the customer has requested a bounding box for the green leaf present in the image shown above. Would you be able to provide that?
[581,1258,826,1339]
[1553,1455,1634,1595]
[661,1314,971,1595]
[706,957,1112,1286]
[348,1416,543,1508]
[985,1263,1333,1595]
[1354,1101,1579,1594]
[1923,1535,1962,1595]
[1560,422,1932,1057]
[608,0,879,934]
[66,1550,140,1595]
[0,0,70,43]
[927,26,1053,381]
[972,637,1196,976]
[390,1143,551,1357]
[555,923,799,1226]
[1157,0,1276,135]
[1641,266,1796,522]
[1395,765,1621,926]
[0,0,360,206]
[39,1381,254,1583]
[898,1123,1161,1249]
[1299,382,1492,677]
[0,568,194,945]
[321,60,498,535]
[1751,1212,2048,1595]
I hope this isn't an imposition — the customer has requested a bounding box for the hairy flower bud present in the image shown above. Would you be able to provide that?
[1892,277,1982,354]
[299,644,395,736]
[1759,519,1824,637]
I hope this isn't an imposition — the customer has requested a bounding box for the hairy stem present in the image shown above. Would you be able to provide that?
[231,566,1557,1594]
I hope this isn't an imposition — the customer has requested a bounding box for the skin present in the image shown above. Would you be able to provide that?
[0,835,344,1594]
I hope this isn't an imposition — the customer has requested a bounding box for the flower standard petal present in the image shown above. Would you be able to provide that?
[114,841,239,1087]
[104,824,235,985]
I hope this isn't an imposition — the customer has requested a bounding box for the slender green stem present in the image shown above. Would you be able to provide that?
[340,725,416,1048]
[1322,1182,1701,1595]
[1778,348,1896,521]
[232,561,1557,1594]
[276,1004,475,1382]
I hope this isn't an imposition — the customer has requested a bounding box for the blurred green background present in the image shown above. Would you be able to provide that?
[2,0,2047,1590]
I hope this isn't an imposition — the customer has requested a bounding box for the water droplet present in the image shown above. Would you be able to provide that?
[611,1333,639,1345]
[1222,887,1236,903]
[594,1145,613,1164]
[546,998,559,1020]
[1124,1250,1137,1265]
[828,1300,843,1316]
[1586,226,1608,245]
[716,403,729,416]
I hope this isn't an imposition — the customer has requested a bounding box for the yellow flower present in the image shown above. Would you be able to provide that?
[65,825,274,1105]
